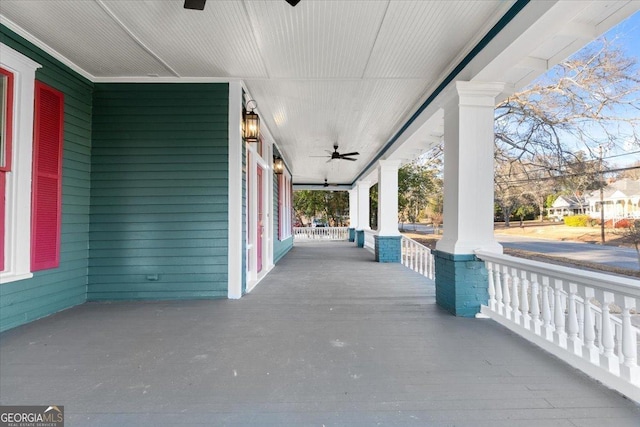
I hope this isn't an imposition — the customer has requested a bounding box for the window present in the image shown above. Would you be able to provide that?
[0,68,13,172]
[0,67,14,272]
[31,81,64,271]
[0,43,41,283]
[278,172,292,240]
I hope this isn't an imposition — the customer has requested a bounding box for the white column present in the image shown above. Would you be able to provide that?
[436,81,504,255]
[227,81,243,299]
[349,189,358,229]
[356,181,371,231]
[377,160,401,236]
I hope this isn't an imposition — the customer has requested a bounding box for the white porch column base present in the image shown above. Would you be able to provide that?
[377,160,401,236]
[436,81,505,255]
[356,181,371,231]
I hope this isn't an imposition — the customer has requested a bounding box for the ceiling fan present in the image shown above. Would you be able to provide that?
[184,0,300,10]
[312,143,360,162]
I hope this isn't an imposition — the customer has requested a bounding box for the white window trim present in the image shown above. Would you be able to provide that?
[279,171,292,240]
[0,43,41,283]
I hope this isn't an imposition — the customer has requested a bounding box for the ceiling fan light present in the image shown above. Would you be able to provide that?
[285,0,301,6]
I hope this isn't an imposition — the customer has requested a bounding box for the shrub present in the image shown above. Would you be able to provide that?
[563,215,591,227]
[614,218,635,229]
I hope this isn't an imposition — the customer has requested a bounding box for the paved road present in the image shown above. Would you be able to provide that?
[496,234,640,271]
[400,223,640,272]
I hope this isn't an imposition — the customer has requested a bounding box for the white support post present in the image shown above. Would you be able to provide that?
[227,81,243,299]
[356,181,371,231]
[435,81,505,255]
[349,189,358,230]
[377,160,401,236]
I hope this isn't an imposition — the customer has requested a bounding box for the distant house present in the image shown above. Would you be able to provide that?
[547,195,588,220]
[585,178,640,219]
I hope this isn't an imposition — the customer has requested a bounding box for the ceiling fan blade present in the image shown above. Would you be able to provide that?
[285,0,301,6]
[184,0,206,10]
[326,159,333,163]
[339,152,359,157]
[342,157,357,161]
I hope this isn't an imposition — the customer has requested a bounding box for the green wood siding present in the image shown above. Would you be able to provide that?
[89,83,229,300]
[0,26,93,332]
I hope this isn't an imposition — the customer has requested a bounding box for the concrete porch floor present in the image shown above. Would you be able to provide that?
[1,242,639,426]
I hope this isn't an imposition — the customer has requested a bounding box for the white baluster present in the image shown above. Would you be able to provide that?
[487,262,496,312]
[541,277,553,341]
[566,284,581,355]
[494,267,503,316]
[530,275,541,335]
[502,267,512,320]
[599,296,620,375]
[520,272,531,330]
[582,297,599,364]
[511,268,521,325]
[620,297,639,384]
[553,281,567,348]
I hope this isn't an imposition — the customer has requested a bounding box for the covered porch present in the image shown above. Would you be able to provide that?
[1,241,639,426]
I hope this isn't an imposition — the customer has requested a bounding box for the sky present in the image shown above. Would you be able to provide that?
[537,10,640,168]
[602,11,640,167]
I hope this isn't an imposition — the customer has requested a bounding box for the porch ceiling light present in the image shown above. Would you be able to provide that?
[243,99,260,144]
[273,156,284,175]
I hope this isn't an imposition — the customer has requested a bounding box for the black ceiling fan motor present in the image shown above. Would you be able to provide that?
[185,0,300,10]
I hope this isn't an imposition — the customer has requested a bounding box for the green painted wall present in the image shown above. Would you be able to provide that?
[89,83,229,300]
[0,26,93,332]
[273,159,293,263]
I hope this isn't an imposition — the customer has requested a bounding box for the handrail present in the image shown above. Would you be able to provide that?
[401,236,435,280]
[293,227,348,241]
[476,250,640,403]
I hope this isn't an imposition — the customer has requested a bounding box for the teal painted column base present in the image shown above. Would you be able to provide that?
[433,250,488,317]
[348,227,356,242]
[374,235,401,263]
[356,230,365,247]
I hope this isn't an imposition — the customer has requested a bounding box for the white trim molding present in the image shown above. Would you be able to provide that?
[227,81,243,299]
[0,43,41,284]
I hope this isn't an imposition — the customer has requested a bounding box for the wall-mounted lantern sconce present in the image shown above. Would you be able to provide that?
[243,99,260,143]
[273,156,284,175]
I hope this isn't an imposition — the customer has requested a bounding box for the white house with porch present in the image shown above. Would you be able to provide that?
[586,178,640,220]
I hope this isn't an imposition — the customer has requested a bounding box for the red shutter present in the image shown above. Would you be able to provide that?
[0,172,5,272]
[31,81,64,271]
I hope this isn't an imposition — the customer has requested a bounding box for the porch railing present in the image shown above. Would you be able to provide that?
[476,250,640,403]
[401,236,435,280]
[364,230,376,252]
[293,227,348,241]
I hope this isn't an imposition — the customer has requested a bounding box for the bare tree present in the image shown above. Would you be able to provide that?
[495,38,640,182]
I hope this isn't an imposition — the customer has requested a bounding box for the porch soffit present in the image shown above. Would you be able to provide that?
[1,1,638,187]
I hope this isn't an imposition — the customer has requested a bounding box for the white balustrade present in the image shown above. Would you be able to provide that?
[364,230,376,252]
[400,236,435,280]
[293,227,348,241]
[476,250,640,403]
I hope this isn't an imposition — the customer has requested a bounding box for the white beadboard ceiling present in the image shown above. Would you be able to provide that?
[1,0,636,186]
